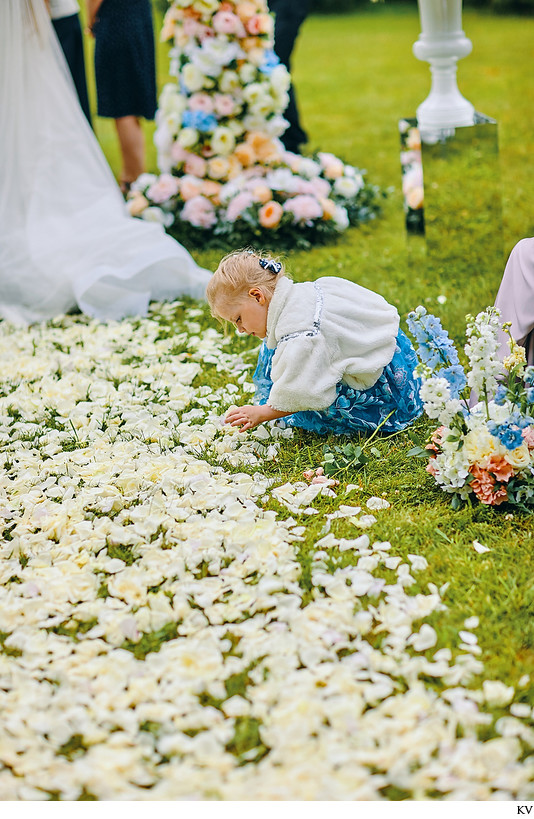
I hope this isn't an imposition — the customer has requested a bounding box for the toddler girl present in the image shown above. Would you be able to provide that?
[206,250,422,435]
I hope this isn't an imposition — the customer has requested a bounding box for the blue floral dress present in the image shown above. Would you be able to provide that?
[253,329,423,436]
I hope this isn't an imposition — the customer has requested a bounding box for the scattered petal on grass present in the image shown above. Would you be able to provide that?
[352,514,377,529]
[464,616,480,629]
[473,539,491,554]
[483,681,515,706]
[366,496,390,510]
[437,295,447,304]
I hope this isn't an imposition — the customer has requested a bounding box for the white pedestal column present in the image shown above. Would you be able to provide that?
[413,0,475,131]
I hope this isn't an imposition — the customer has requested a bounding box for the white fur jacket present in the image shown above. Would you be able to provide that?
[264,275,400,413]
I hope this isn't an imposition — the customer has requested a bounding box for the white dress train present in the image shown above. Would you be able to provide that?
[0,0,211,325]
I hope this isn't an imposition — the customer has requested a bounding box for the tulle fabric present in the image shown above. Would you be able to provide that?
[0,0,210,325]
[253,330,423,436]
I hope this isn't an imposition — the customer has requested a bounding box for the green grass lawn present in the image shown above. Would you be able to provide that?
[82,4,533,708]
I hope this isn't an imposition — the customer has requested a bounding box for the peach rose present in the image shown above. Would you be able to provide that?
[180,176,203,201]
[161,9,179,41]
[126,192,149,217]
[236,2,259,23]
[406,127,422,151]
[207,156,230,180]
[201,180,222,203]
[227,155,243,179]
[251,184,272,204]
[407,186,424,210]
[319,198,336,220]
[258,200,283,229]
[234,142,256,166]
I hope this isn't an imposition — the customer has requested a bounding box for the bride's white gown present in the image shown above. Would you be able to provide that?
[0,0,211,325]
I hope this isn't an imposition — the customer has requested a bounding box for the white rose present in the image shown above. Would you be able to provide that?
[181,63,207,92]
[239,63,257,84]
[333,177,360,198]
[211,126,235,156]
[270,64,291,94]
[177,127,199,149]
[504,441,531,469]
[219,70,240,95]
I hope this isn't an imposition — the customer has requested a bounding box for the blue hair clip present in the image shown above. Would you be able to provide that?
[259,258,282,275]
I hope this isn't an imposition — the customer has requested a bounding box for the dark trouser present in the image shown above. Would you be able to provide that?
[268,0,310,153]
[52,13,92,125]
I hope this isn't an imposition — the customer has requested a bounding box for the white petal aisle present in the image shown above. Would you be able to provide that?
[0,304,532,800]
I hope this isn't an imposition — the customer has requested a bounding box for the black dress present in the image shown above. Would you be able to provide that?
[93,0,157,120]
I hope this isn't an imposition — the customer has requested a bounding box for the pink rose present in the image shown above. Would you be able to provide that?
[226,191,254,222]
[212,11,244,36]
[246,13,272,35]
[181,195,216,228]
[214,94,236,117]
[189,93,214,114]
[310,177,331,199]
[171,143,190,165]
[522,426,534,448]
[146,173,180,204]
[283,194,323,224]
[184,154,207,177]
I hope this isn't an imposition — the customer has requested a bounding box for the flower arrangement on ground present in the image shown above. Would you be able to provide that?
[407,305,534,510]
[127,0,382,248]
[399,118,424,235]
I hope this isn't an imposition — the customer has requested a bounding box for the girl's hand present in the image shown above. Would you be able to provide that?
[225,404,267,431]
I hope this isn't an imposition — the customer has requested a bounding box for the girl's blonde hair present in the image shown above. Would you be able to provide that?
[206,249,287,318]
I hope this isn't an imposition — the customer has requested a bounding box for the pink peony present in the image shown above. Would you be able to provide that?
[184,154,207,177]
[181,195,216,228]
[283,194,323,224]
[146,173,180,204]
[212,10,244,36]
[225,191,254,222]
[188,93,214,114]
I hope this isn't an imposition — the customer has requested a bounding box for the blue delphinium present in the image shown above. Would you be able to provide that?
[488,411,530,450]
[494,384,508,405]
[407,306,466,398]
[526,387,534,404]
[524,366,534,386]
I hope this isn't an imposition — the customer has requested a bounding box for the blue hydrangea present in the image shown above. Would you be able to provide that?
[524,366,534,386]
[526,387,534,404]
[182,110,218,133]
[259,50,280,74]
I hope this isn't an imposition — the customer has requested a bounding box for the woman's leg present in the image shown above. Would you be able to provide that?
[114,115,145,188]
